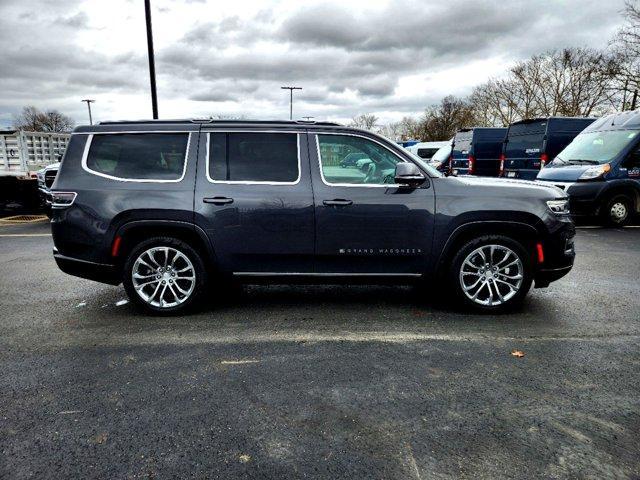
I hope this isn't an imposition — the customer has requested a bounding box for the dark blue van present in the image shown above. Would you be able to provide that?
[449,128,507,176]
[537,110,640,225]
[501,117,595,180]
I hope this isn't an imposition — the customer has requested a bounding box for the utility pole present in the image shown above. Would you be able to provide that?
[281,86,302,120]
[145,0,159,119]
[81,99,95,125]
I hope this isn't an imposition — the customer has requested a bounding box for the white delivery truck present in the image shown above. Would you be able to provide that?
[0,130,70,208]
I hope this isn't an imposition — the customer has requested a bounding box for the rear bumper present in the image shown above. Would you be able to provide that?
[53,248,121,285]
[502,169,539,181]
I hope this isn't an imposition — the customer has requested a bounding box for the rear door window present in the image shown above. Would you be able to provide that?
[85,133,189,181]
[208,132,299,183]
[452,133,472,156]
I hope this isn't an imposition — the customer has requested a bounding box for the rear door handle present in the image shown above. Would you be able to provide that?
[203,196,234,205]
[323,199,353,206]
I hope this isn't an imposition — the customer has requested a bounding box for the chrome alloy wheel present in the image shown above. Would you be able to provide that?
[610,202,628,222]
[459,244,524,307]
[131,246,196,308]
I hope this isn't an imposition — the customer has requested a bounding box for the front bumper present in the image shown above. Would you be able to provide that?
[536,180,606,216]
[53,248,121,285]
[534,222,576,288]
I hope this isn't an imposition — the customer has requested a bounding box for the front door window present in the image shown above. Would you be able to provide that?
[317,134,403,186]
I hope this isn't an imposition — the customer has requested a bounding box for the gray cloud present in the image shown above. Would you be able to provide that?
[0,0,628,127]
[56,11,89,28]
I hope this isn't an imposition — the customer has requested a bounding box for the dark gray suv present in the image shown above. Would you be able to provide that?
[50,119,575,314]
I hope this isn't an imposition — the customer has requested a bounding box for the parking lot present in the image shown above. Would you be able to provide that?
[1,220,639,479]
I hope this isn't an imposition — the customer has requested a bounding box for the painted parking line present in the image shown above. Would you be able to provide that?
[0,233,52,237]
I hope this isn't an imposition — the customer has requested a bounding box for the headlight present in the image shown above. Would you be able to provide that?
[547,199,570,215]
[578,163,610,180]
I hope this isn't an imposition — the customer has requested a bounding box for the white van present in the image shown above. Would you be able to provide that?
[406,141,451,160]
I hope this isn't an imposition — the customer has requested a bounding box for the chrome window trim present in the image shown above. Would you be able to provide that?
[313,132,407,188]
[205,131,301,186]
[80,131,191,183]
[233,272,422,277]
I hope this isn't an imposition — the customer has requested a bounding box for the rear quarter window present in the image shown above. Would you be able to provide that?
[84,133,189,181]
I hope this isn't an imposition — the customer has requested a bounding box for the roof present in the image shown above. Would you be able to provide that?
[583,110,640,133]
[511,116,595,125]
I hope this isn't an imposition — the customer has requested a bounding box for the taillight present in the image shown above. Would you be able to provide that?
[468,155,475,175]
[448,155,453,173]
[540,153,549,169]
[499,154,506,176]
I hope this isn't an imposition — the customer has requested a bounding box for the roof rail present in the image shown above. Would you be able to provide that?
[97,118,342,127]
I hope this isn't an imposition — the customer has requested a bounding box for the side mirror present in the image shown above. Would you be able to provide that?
[395,163,426,187]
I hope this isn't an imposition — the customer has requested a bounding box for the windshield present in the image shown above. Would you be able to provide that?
[556,130,639,165]
[431,145,452,163]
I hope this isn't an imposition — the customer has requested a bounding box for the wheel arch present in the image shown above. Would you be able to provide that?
[435,220,540,278]
[595,180,640,215]
[112,220,217,271]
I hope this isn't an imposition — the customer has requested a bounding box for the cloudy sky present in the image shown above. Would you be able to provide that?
[0,0,627,128]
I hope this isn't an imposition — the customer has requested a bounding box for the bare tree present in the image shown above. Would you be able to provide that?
[611,0,640,109]
[13,106,74,132]
[397,116,422,140]
[420,96,476,141]
[349,113,379,131]
[377,121,402,141]
[469,48,617,124]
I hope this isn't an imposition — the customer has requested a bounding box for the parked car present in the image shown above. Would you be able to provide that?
[449,128,507,176]
[427,143,452,173]
[51,119,575,314]
[500,117,595,180]
[340,152,368,168]
[406,141,450,161]
[36,161,61,217]
[537,110,640,226]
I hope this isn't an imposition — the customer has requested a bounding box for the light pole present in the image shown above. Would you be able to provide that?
[281,86,302,120]
[145,0,158,119]
[81,99,95,125]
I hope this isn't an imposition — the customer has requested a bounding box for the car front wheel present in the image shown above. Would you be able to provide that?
[123,237,207,315]
[602,194,632,227]
[449,235,533,312]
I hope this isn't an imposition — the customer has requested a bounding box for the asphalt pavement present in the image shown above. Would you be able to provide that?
[0,220,639,479]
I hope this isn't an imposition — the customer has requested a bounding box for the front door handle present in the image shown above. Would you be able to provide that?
[323,199,353,206]
[203,196,234,205]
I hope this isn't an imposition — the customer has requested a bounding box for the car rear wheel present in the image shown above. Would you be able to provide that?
[449,235,533,312]
[602,194,632,227]
[123,237,207,315]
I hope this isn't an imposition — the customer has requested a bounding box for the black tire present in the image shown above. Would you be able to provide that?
[123,237,208,315]
[601,194,633,227]
[448,235,533,313]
